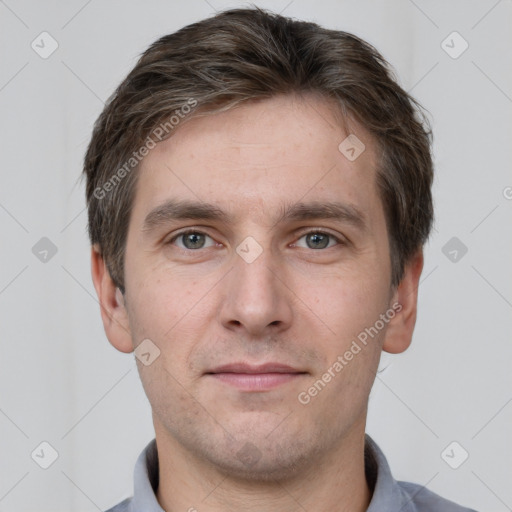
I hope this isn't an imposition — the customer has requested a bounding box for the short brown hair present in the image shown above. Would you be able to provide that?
[83,6,433,295]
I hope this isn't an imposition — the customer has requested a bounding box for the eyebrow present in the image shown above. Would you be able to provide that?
[274,200,367,231]
[142,198,367,234]
[142,199,230,233]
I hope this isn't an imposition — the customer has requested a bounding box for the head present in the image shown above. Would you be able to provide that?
[85,7,433,480]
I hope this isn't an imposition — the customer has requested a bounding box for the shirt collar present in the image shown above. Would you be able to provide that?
[131,438,163,512]
[365,435,417,511]
[130,434,413,512]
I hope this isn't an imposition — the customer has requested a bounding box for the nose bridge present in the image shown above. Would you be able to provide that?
[220,237,292,335]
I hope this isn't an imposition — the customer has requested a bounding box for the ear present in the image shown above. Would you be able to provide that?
[382,249,424,354]
[90,244,134,353]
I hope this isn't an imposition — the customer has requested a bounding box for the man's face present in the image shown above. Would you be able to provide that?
[120,94,396,478]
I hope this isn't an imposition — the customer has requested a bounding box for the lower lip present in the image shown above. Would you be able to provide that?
[209,372,304,391]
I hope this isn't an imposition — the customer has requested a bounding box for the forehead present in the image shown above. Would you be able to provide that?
[132,93,381,228]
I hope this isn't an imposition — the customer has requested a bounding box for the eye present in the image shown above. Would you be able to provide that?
[293,230,342,250]
[168,230,217,250]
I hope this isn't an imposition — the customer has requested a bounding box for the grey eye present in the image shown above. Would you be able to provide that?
[305,232,330,249]
[294,231,339,250]
[172,231,215,250]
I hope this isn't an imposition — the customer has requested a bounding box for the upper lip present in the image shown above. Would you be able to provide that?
[206,363,305,374]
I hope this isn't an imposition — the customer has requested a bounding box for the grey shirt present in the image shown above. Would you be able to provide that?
[105,435,477,512]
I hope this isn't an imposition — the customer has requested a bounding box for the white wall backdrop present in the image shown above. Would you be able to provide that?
[0,1,511,510]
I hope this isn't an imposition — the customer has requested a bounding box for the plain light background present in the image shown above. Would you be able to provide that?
[0,0,511,510]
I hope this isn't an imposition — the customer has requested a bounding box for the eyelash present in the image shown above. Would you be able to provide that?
[166,228,345,251]
[293,228,345,248]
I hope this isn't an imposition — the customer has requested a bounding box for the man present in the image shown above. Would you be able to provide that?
[84,7,477,512]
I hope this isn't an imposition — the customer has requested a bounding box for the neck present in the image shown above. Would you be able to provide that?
[154,422,371,512]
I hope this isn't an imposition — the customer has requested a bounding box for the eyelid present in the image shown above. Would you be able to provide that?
[165,226,347,249]
[166,228,218,247]
[292,227,347,246]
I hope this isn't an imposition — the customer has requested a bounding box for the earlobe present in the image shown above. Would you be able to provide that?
[90,245,134,354]
[382,250,424,354]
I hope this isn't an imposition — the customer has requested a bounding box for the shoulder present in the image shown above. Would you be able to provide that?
[398,480,478,512]
[103,496,132,512]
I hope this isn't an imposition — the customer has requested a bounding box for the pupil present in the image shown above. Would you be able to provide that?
[307,233,328,249]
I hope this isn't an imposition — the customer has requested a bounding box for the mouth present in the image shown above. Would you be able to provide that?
[205,363,308,391]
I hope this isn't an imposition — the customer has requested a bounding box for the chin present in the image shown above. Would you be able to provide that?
[191,423,326,483]
[213,440,317,483]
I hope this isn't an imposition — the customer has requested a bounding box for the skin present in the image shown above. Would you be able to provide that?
[92,93,423,512]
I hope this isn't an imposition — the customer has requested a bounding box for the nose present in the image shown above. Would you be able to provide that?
[219,243,293,339]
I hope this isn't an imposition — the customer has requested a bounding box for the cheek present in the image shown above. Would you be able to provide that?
[301,268,388,345]
[300,274,386,401]
[125,263,219,372]
[126,254,198,324]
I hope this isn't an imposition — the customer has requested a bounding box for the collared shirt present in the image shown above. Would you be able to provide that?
[104,435,477,512]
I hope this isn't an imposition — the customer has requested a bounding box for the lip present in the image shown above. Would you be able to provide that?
[205,363,307,391]
[207,362,303,374]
